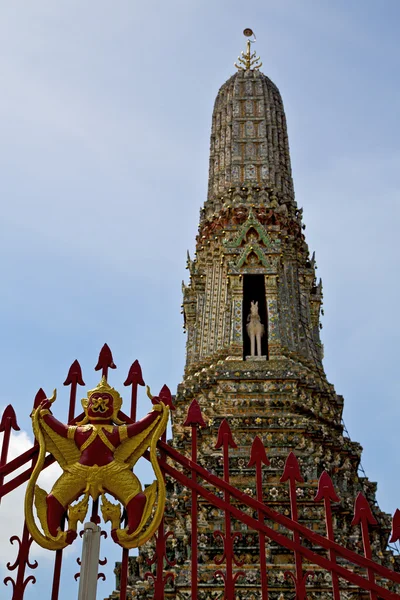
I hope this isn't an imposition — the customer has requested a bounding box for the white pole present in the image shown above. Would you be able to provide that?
[78,522,101,600]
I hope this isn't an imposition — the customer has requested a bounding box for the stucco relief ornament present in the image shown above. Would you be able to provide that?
[24,377,169,550]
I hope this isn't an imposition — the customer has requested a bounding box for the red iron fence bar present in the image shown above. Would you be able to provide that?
[1,347,400,600]
[314,470,341,600]
[118,358,145,600]
[50,361,85,600]
[0,445,43,480]
[4,403,40,600]
[157,438,400,586]
[280,452,314,598]
[51,531,64,600]
[213,419,245,598]
[0,405,20,504]
[144,490,176,598]
[183,398,207,599]
[154,439,400,599]
[4,523,37,599]
[352,492,379,600]
[247,435,270,600]
[144,384,176,599]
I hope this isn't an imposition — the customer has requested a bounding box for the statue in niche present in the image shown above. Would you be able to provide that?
[246,300,265,357]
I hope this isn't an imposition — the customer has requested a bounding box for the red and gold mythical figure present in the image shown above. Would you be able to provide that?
[25,378,169,550]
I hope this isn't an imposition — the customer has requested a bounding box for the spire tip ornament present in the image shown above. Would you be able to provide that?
[235,28,262,71]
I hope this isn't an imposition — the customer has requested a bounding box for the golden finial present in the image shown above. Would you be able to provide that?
[234,28,262,72]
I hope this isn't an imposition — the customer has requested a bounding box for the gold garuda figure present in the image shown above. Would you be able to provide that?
[25,377,169,550]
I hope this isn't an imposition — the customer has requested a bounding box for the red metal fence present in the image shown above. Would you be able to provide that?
[1,346,400,599]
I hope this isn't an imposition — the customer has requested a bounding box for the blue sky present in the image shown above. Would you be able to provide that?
[0,1,400,597]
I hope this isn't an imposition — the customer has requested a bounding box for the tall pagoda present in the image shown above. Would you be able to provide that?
[109,32,396,599]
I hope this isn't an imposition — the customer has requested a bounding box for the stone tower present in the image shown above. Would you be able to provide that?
[109,34,396,600]
[182,42,321,372]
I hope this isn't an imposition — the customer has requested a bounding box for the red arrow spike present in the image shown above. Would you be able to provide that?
[351,492,378,527]
[215,419,237,450]
[280,451,304,484]
[31,389,47,446]
[314,471,340,503]
[390,509,400,543]
[124,359,145,387]
[63,359,85,386]
[94,343,116,377]
[0,405,20,432]
[32,388,47,410]
[0,405,19,499]
[247,435,270,468]
[158,385,176,411]
[183,399,207,428]
[124,360,145,422]
[64,359,85,423]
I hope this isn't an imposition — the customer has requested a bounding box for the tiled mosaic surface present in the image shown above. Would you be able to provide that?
[207,70,294,208]
[108,67,399,600]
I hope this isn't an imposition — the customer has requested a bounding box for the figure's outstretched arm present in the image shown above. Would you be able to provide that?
[126,405,162,438]
[37,400,69,438]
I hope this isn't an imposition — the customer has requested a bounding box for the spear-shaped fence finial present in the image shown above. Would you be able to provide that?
[124,359,145,422]
[248,435,270,600]
[314,471,341,600]
[94,344,116,381]
[64,359,85,423]
[0,405,20,505]
[183,399,206,429]
[215,419,237,450]
[351,492,378,599]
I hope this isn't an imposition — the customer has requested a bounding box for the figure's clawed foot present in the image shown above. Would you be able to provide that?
[126,493,146,534]
[111,528,119,544]
[66,530,78,545]
[46,494,67,538]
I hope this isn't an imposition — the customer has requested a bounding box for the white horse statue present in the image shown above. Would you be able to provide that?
[246,300,265,357]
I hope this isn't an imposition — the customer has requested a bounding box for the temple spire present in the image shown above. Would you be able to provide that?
[234,28,262,71]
